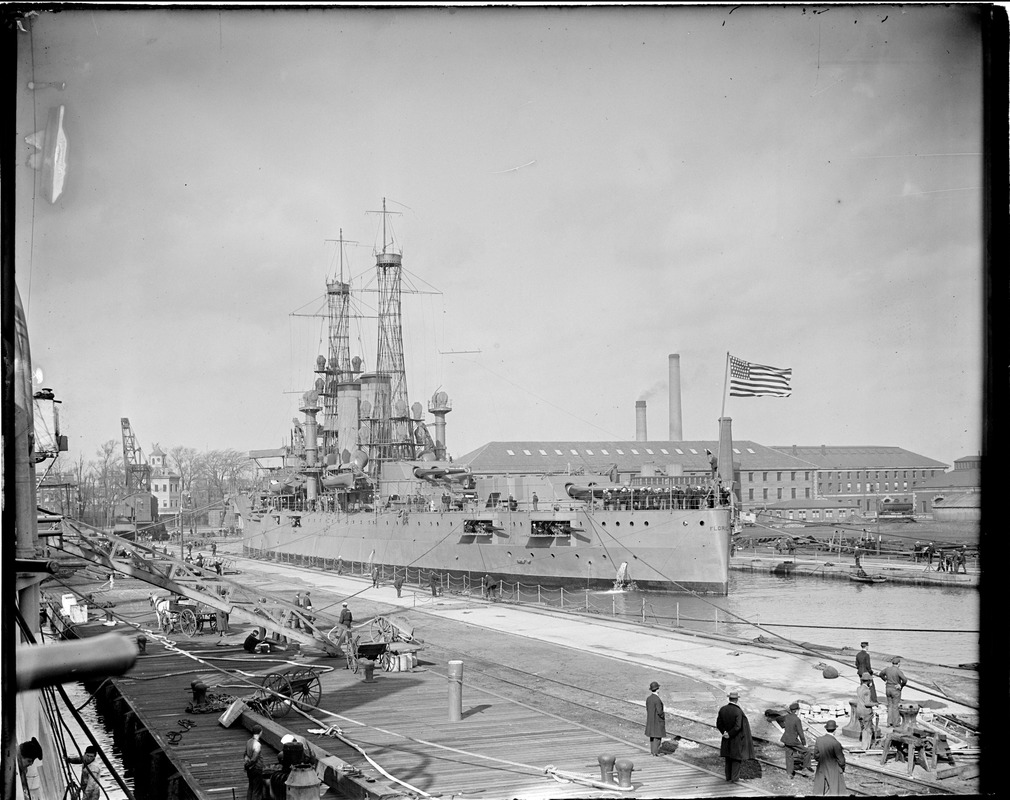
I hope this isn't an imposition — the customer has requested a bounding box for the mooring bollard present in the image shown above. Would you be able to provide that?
[136,635,147,654]
[361,659,376,682]
[597,753,616,784]
[190,680,207,705]
[614,758,634,789]
[448,660,464,721]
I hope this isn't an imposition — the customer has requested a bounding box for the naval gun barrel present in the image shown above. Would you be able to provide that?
[16,632,139,692]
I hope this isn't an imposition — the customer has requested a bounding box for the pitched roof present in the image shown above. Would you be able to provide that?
[455,440,815,474]
[932,492,980,509]
[769,445,947,470]
[915,467,981,491]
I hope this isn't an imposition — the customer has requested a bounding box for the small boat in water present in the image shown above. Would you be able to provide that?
[849,573,887,584]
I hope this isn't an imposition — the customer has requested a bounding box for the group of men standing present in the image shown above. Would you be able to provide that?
[642,640,911,795]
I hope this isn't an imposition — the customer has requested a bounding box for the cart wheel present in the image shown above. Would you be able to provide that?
[379,651,394,671]
[207,615,218,633]
[370,616,395,643]
[179,609,198,637]
[260,672,293,718]
[284,668,322,710]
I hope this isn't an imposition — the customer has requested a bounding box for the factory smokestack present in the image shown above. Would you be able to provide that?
[635,400,648,442]
[668,353,683,441]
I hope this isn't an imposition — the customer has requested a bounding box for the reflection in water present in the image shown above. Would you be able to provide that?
[587,572,978,666]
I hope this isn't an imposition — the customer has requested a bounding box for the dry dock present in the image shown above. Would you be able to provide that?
[47,553,979,799]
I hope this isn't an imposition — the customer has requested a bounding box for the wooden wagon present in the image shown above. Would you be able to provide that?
[339,616,423,673]
[248,665,324,718]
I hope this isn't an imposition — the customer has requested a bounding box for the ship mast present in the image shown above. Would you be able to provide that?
[320,229,355,458]
[367,198,416,467]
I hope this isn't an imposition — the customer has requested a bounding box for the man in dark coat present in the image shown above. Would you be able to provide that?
[779,701,808,778]
[645,681,666,756]
[716,690,754,782]
[811,719,846,795]
[243,725,265,800]
[855,641,878,702]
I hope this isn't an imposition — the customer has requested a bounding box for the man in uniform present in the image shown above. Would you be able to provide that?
[779,701,808,778]
[855,641,878,702]
[716,690,754,783]
[879,656,907,726]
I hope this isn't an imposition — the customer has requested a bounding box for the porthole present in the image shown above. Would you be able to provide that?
[699,520,705,526]
[616,521,620,526]
[602,521,607,526]
[644,521,649,526]
[602,554,608,559]
[551,553,556,558]
[630,521,634,526]
[575,554,580,559]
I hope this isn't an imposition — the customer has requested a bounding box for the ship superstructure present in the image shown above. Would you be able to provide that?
[237,203,733,593]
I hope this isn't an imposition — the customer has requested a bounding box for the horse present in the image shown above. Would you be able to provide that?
[149,593,174,632]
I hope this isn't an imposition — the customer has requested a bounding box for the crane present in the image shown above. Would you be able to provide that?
[121,417,152,492]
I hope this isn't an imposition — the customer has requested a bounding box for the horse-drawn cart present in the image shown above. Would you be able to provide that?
[152,596,218,636]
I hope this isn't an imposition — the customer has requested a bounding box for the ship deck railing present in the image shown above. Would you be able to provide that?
[240,551,743,634]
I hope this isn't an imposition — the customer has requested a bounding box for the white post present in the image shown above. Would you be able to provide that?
[585,589,589,611]
[448,660,464,722]
[613,595,616,617]
[641,598,645,623]
[676,602,680,628]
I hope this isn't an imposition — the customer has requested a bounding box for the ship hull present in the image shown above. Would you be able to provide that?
[236,498,731,594]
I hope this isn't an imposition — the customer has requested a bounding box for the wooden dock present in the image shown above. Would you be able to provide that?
[53,583,760,799]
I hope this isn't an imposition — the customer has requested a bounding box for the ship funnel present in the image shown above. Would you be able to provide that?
[668,354,683,441]
[635,400,647,442]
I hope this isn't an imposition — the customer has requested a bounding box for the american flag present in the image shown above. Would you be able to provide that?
[729,355,792,397]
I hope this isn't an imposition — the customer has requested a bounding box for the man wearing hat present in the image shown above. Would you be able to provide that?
[854,673,879,750]
[67,745,103,800]
[811,720,846,795]
[645,681,666,756]
[879,656,907,726]
[779,702,808,778]
[855,642,878,702]
[775,703,808,779]
[716,690,754,782]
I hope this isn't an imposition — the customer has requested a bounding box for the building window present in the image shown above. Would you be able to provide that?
[644,448,653,455]
[616,449,624,455]
[857,483,861,492]
[585,449,593,455]
[812,510,820,519]
[523,449,531,455]
[776,472,782,481]
[600,449,609,455]
[630,449,639,455]
[506,450,515,456]
[805,472,810,480]
[689,448,698,454]
[846,483,851,492]
[791,488,796,499]
[763,489,768,500]
[660,449,668,454]
[791,471,796,480]
[799,510,807,519]
[777,488,783,499]
[554,449,563,455]
[805,488,810,498]
[788,510,794,519]
[539,449,547,455]
[762,472,768,481]
[826,509,834,518]
[903,481,908,490]
[675,448,684,454]
[748,489,754,500]
[748,473,754,482]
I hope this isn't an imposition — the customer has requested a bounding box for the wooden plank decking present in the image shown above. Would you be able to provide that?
[57,586,761,799]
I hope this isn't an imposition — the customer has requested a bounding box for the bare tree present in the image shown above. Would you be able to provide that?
[94,439,124,527]
[168,445,199,494]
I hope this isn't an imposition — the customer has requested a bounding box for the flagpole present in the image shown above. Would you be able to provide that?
[721,352,731,418]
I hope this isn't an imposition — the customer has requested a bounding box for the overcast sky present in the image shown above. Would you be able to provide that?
[14,5,986,470]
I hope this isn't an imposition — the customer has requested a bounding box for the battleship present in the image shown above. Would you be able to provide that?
[236,203,734,594]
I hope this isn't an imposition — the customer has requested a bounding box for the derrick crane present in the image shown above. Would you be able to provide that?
[121,417,151,492]
[56,520,342,656]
